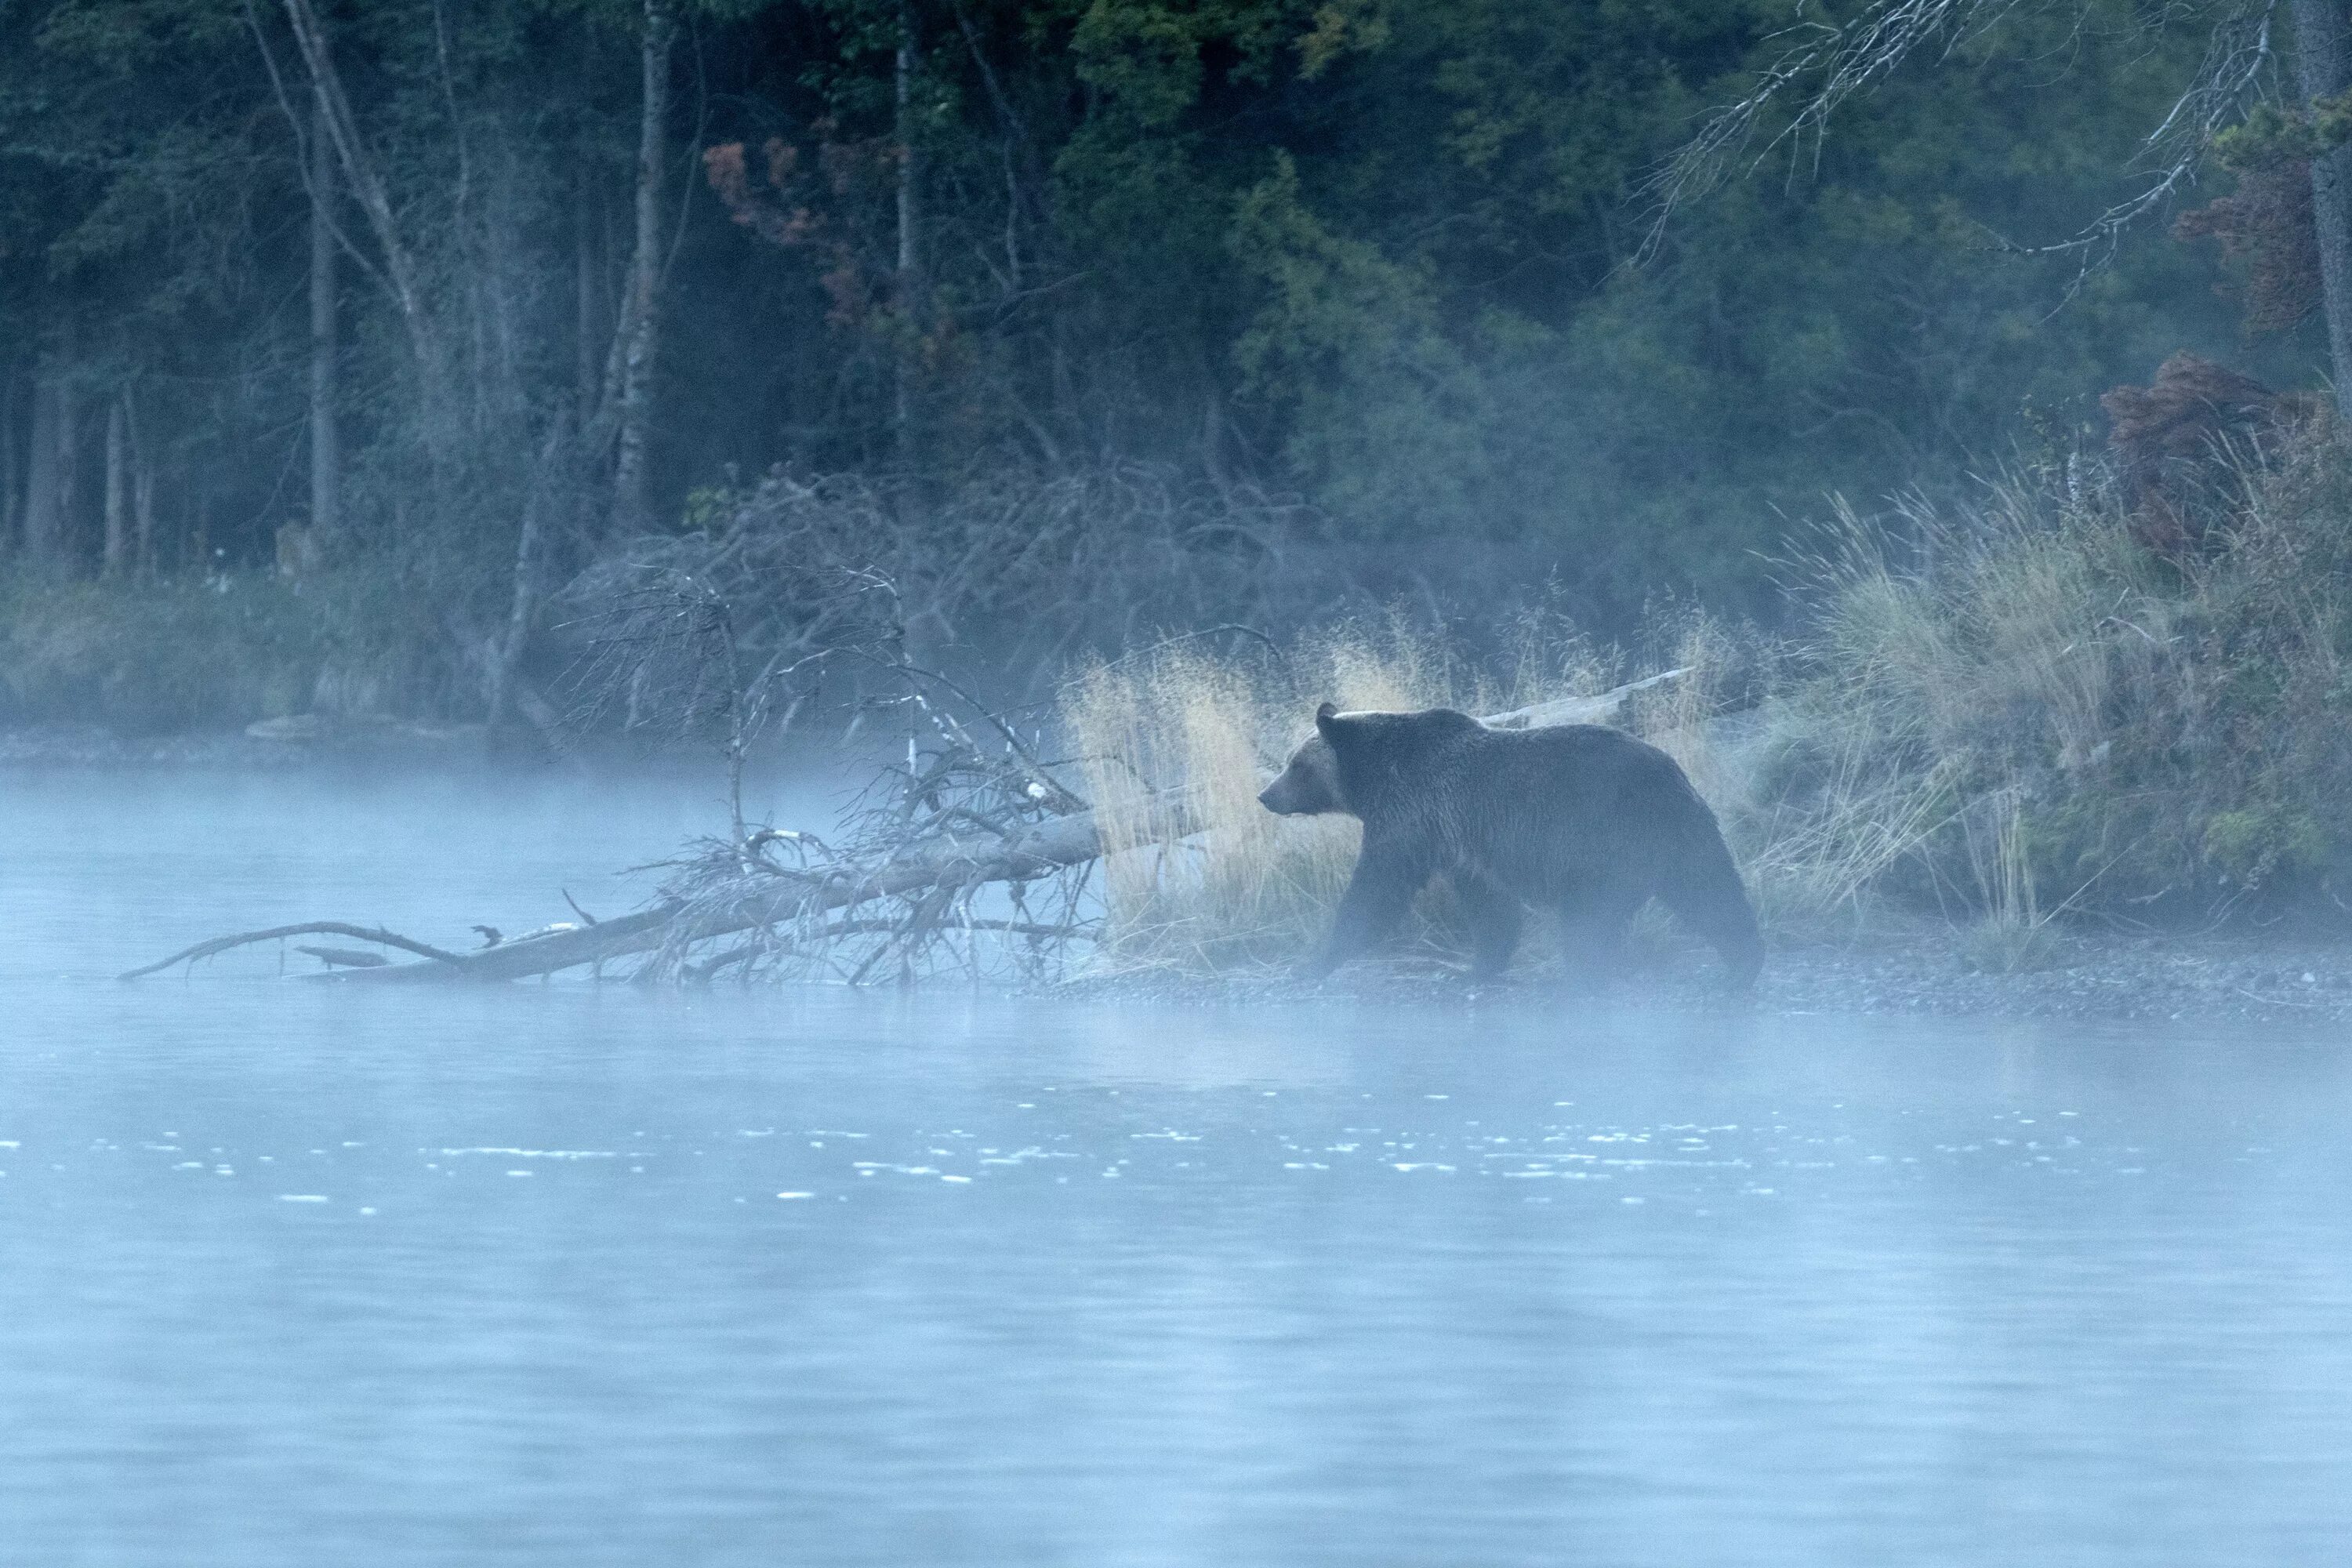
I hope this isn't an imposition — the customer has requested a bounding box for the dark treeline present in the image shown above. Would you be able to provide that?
[0,0,2334,730]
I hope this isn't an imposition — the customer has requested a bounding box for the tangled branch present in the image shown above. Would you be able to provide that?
[1641,0,2275,272]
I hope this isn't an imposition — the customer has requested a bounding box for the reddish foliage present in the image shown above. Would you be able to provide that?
[702,139,825,252]
[2101,352,2291,558]
[702,132,913,331]
[2174,162,2323,336]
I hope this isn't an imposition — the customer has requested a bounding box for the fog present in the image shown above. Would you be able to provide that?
[9,767,788,985]
[9,0,2352,1555]
[6,769,2352,1564]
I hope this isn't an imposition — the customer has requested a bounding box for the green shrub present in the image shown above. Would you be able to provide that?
[0,572,332,732]
[1752,426,2352,922]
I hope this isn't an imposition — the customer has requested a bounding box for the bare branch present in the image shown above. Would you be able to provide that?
[1981,2,2276,278]
[1641,0,2275,270]
[119,923,466,981]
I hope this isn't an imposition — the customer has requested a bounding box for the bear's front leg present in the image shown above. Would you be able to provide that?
[1299,841,1426,979]
[1451,871,1524,978]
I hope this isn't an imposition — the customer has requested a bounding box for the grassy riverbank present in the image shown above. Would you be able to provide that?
[1060,441,2352,974]
[0,564,467,736]
[9,435,2350,975]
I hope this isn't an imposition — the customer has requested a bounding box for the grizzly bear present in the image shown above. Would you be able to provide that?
[1258,702,1762,985]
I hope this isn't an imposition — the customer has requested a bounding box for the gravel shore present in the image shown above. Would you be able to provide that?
[1061,921,2352,1028]
[0,720,489,769]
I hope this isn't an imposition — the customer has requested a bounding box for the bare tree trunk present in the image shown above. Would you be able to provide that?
[1201,378,1229,497]
[0,368,18,556]
[948,0,1031,292]
[128,391,156,576]
[608,0,674,535]
[576,159,601,426]
[894,0,924,452]
[484,152,528,423]
[103,394,129,578]
[427,0,492,437]
[309,85,341,541]
[280,0,445,407]
[2293,0,2352,418]
[487,423,569,738]
[28,365,82,575]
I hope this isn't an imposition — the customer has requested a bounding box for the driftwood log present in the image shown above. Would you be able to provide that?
[121,672,1683,985]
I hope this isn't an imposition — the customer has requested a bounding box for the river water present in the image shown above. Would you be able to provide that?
[5,769,2351,1566]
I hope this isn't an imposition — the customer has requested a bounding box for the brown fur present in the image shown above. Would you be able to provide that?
[1259,702,1762,985]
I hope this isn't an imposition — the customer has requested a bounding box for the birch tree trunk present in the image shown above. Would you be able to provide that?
[576,160,601,426]
[128,391,156,575]
[2292,0,2352,418]
[281,0,445,413]
[25,366,78,572]
[607,0,673,535]
[0,369,18,554]
[894,0,924,453]
[102,394,129,578]
[309,85,340,540]
[55,372,80,567]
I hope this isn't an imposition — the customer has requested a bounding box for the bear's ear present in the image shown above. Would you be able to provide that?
[1314,700,1339,736]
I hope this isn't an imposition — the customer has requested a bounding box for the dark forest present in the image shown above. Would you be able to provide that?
[0,0,2340,741]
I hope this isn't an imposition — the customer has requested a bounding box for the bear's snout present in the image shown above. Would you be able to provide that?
[1261,734,1342,816]
[1258,774,1305,815]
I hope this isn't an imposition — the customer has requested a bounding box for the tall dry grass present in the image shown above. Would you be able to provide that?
[1060,620,1619,972]
[1609,608,1945,936]
[1730,430,2352,932]
[1055,429,2352,974]
[1058,604,1967,971]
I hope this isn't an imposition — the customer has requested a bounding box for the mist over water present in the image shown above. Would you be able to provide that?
[5,767,763,985]
[7,771,2352,1566]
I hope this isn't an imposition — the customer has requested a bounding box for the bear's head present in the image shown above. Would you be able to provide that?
[1257,701,1353,817]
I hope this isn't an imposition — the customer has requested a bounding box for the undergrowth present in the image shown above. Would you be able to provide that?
[9,432,2348,975]
[0,564,463,733]
[1769,427,2352,934]
[1059,432,2352,974]
[1060,617,1621,975]
[0,572,329,732]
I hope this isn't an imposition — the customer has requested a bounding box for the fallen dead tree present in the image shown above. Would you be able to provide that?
[120,671,1682,986]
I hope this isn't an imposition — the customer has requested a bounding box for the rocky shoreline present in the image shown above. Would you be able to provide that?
[0,718,488,770]
[1061,921,2352,1029]
[1734,927,2352,1026]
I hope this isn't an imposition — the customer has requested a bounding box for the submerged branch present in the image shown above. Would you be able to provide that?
[119,922,467,980]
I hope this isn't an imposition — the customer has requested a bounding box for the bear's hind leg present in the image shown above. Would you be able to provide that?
[1450,872,1523,978]
[1659,844,1765,988]
[1555,882,1646,989]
